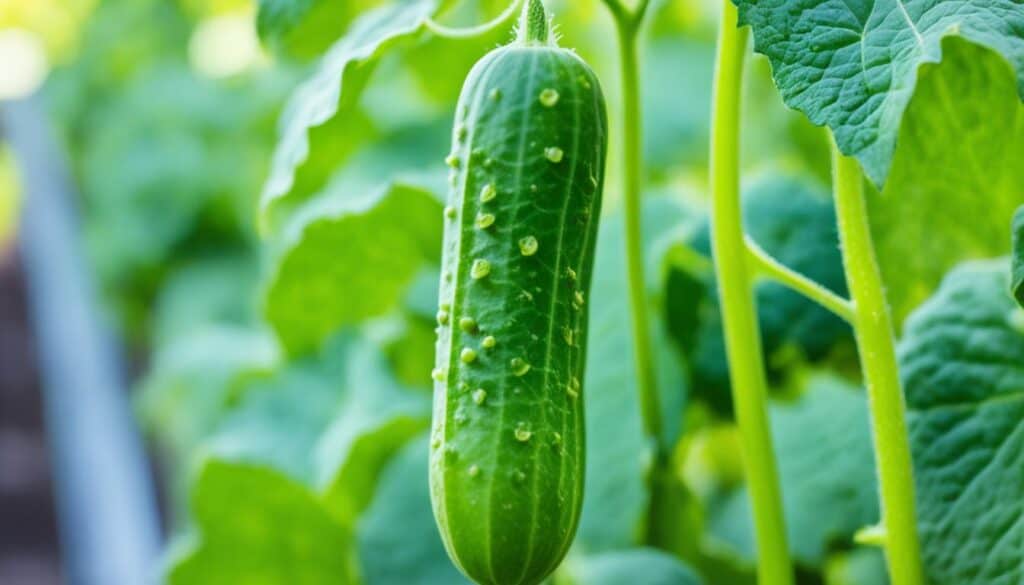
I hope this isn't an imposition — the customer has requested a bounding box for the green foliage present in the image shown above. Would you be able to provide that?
[256,0,388,58]
[705,376,879,568]
[357,436,469,584]
[671,173,853,412]
[1013,205,1024,307]
[166,461,356,585]
[568,548,703,585]
[867,39,1024,328]
[735,0,1024,186]
[578,197,691,552]
[899,260,1024,585]
[264,183,442,356]
[259,0,441,230]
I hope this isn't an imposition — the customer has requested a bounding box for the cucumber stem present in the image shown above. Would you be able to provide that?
[709,3,794,584]
[517,0,549,45]
[830,141,924,585]
[613,10,662,449]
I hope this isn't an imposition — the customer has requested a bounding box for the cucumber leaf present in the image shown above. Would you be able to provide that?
[166,461,355,585]
[673,173,852,413]
[899,260,1024,585]
[734,0,1024,186]
[315,337,431,524]
[867,39,1024,327]
[578,197,691,551]
[568,548,703,585]
[256,0,387,58]
[705,375,879,568]
[1014,205,1024,307]
[259,0,439,230]
[356,435,470,584]
[824,548,890,585]
[263,182,442,356]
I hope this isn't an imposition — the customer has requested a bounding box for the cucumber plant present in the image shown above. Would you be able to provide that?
[66,0,1024,584]
[428,2,607,583]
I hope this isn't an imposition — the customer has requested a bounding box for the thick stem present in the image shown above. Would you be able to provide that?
[612,13,662,448]
[709,3,794,584]
[830,143,924,585]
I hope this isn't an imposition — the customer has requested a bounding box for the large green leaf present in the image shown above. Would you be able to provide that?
[203,354,348,486]
[259,1,439,230]
[899,260,1024,585]
[868,39,1024,327]
[314,337,431,524]
[567,548,703,585]
[263,183,443,356]
[167,461,355,584]
[578,197,690,551]
[137,326,280,466]
[734,0,1024,186]
[705,375,879,568]
[356,435,470,584]
[257,0,386,58]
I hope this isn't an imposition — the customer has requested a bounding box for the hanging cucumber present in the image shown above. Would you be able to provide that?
[428,1,608,584]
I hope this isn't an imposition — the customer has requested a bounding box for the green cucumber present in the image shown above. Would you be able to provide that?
[428,2,607,584]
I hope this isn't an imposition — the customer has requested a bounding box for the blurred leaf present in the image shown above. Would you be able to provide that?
[899,260,1024,585]
[260,0,440,230]
[152,252,260,345]
[568,548,703,585]
[1013,205,1024,308]
[642,38,714,175]
[578,196,690,552]
[705,375,879,568]
[166,461,355,584]
[264,182,442,355]
[825,548,889,585]
[203,350,348,486]
[137,326,280,465]
[868,39,1024,328]
[674,173,852,413]
[315,337,431,524]
[67,64,291,333]
[356,434,470,585]
[256,0,391,59]
[736,0,1024,186]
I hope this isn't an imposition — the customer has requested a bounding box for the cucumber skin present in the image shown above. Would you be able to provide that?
[429,45,607,585]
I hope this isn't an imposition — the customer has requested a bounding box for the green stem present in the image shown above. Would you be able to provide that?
[830,142,924,585]
[424,0,524,39]
[746,237,854,323]
[608,4,662,449]
[709,3,793,585]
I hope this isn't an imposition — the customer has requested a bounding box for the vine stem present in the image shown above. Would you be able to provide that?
[745,237,855,323]
[605,0,661,449]
[709,3,793,584]
[830,142,924,585]
[424,0,524,39]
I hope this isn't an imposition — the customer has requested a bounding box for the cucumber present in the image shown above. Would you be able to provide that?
[428,2,607,584]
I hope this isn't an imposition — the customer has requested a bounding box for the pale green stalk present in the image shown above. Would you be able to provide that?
[709,3,794,584]
[830,142,924,585]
